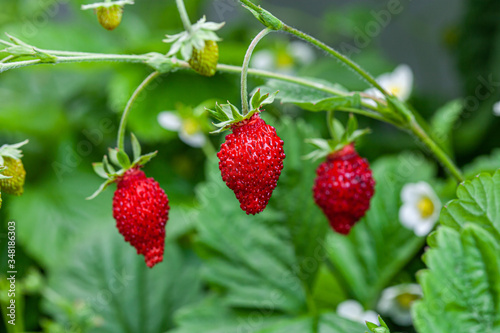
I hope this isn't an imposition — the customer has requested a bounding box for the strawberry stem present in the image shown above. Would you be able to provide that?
[175,0,193,35]
[240,27,272,115]
[117,71,160,151]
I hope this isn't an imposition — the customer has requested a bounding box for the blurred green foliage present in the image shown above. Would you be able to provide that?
[0,0,500,332]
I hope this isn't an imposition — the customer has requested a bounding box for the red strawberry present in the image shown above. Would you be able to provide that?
[112,168,169,268]
[313,143,375,234]
[217,113,285,215]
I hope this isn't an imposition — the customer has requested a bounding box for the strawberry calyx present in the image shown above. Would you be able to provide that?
[164,16,225,61]
[87,133,157,200]
[304,114,370,161]
[207,89,279,133]
[0,139,29,171]
[81,0,134,10]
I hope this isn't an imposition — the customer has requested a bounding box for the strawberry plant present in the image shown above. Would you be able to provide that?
[0,0,499,332]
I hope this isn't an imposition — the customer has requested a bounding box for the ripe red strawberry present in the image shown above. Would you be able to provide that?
[112,168,169,268]
[189,40,219,77]
[313,143,375,234]
[217,113,285,215]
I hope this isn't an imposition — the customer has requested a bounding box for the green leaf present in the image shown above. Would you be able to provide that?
[440,170,500,241]
[258,79,359,112]
[413,170,500,332]
[9,174,114,268]
[413,225,500,332]
[130,133,141,161]
[324,154,437,306]
[430,99,463,153]
[192,159,308,313]
[171,297,365,333]
[44,224,204,332]
[463,149,500,179]
[270,118,329,288]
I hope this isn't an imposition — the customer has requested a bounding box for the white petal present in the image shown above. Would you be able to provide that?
[364,87,385,100]
[178,130,206,148]
[390,64,413,101]
[337,300,364,321]
[288,41,316,65]
[413,219,435,236]
[401,182,432,203]
[494,101,500,116]
[158,111,182,131]
[362,98,378,108]
[399,203,421,230]
[250,50,275,71]
[363,310,380,325]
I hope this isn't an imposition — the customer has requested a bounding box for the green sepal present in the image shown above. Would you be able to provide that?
[131,133,141,161]
[102,155,116,174]
[304,113,370,161]
[164,16,225,60]
[92,163,108,179]
[0,139,29,166]
[0,166,12,179]
[145,53,177,73]
[250,89,279,110]
[365,316,391,333]
[207,89,279,134]
[80,0,134,10]
[86,179,114,200]
[88,134,158,200]
[243,5,284,30]
[134,151,158,166]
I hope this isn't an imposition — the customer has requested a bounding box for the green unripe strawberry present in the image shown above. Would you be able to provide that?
[0,157,26,196]
[96,5,123,31]
[189,40,219,77]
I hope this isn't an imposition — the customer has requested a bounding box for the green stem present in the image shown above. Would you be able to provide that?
[175,0,193,34]
[409,120,464,182]
[282,24,387,95]
[326,111,335,139]
[117,71,160,150]
[241,28,272,115]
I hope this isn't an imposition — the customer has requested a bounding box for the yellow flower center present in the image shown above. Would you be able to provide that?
[277,51,294,68]
[395,293,420,310]
[390,85,401,96]
[417,196,434,218]
[182,118,199,135]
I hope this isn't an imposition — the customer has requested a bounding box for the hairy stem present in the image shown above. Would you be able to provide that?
[117,71,160,150]
[175,0,193,34]
[241,28,271,115]
[409,120,464,182]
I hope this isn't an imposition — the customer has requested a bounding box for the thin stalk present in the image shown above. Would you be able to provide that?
[117,71,160,150]
[409,120,464,182]
[240,28,271,115]
[282,24,387,96]
[326,111,335,139]
[175,0,193,34]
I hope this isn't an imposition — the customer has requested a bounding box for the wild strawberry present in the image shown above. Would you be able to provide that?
[0,157,26,196]
[313,143,375,234]
[112,168,169,268]
[217,113,285,214]
[95,5,123,31]
[189,40,219,77]
[164,17,224,76]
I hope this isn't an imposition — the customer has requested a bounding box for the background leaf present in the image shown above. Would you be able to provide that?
[413,170,500,333]
[323,153,437,307]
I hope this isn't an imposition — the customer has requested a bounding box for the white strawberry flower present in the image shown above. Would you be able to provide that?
[364,64,414,106]
[251,41,316,74]
[157,111,206,148]
[493,101,500,116]
[336,300,379,325]
[377,284,422,326]
[399,182,441,236]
